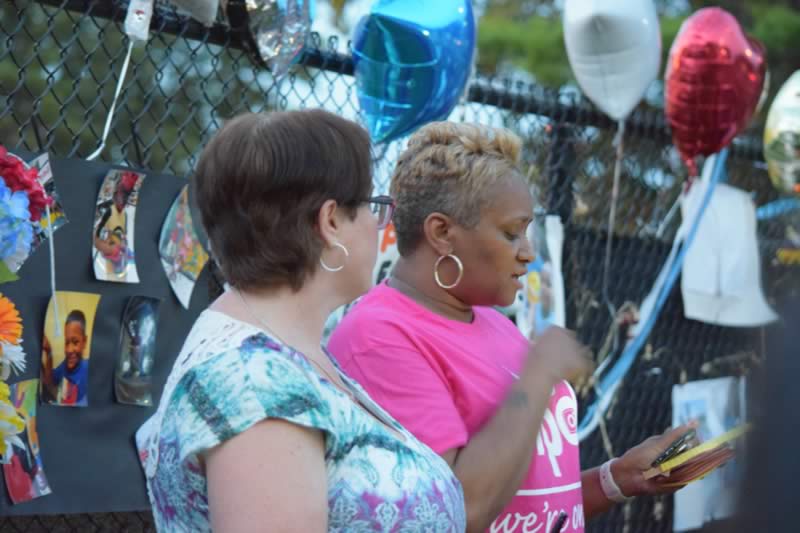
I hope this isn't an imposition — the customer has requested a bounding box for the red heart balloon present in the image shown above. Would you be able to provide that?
[665,7,766,176]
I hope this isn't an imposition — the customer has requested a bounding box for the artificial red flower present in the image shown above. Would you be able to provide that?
[0,146,52,221]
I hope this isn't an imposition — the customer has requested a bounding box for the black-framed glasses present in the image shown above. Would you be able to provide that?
[368,195,395,230]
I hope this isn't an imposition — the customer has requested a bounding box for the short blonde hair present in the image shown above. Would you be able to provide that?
[390,121,524,255]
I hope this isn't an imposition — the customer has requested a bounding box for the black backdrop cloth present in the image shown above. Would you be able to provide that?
[0,153,210,515]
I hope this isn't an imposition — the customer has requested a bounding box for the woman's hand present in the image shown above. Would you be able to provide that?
[442,327,592,531]
[611,421,701,497]
[525,326,594,385]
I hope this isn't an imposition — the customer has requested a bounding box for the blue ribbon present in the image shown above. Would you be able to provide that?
[756,198,800,220]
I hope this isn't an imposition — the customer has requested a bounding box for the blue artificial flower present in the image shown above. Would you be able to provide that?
[0,179,33,262]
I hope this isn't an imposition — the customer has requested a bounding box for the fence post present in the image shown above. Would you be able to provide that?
[544,123,579,330]
[545,123,576,221]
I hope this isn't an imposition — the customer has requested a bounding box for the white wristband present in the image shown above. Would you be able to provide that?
[599,459,632,503]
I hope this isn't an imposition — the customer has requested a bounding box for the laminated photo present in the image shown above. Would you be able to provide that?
[672,377,747,531]
[40,291,100,407]
[28,153,68,253]
[115,296,160,406]
[2,379,52,504]
[159,185,209,308]
[92,169,145,283]
[516,214,566,340]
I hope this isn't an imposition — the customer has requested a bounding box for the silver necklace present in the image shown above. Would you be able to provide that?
[235,289,357,402]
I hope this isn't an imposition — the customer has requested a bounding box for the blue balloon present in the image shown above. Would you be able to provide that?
[352,0,475,144]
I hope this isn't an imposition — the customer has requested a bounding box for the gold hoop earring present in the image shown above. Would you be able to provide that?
[434,254,464,290]
[320,242,349,273]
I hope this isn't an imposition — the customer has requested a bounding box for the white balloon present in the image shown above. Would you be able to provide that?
[563,0,661,121]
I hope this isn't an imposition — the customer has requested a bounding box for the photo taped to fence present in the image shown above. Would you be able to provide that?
[2,379,52,504]
[92,169,145,283]
[40,291,100,407]
[115,296,160,407]
[159,185,208,309]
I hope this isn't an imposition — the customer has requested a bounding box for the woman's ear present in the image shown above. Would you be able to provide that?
[423,212,456,256]
[316,199,341,248]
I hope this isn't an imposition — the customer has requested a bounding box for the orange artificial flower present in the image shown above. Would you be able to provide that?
[0,294,22,345]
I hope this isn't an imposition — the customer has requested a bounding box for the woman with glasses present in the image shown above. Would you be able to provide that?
[329,121,695,532]
[136,110,464,532]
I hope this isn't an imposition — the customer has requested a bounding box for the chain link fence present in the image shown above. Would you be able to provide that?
[2,0,797,531]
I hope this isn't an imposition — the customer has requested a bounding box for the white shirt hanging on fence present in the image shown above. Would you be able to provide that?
[680,163,777,327]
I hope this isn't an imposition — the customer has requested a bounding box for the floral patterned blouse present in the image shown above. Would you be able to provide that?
[136,310,466,532]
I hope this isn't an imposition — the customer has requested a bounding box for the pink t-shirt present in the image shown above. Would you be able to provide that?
[329,282,585,533]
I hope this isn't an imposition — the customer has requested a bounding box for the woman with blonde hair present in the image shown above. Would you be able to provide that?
[330,121,695,532]
[137,110,465,532]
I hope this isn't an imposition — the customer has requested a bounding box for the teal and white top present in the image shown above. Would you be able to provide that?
[136,310,466,532]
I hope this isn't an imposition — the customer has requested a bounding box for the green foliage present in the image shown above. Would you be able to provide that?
[477,15,569,86]
[478,0,800,110]
[476,12,690,88]
[658,16,686,69]
[751,4,800,98]
[0,2,283,176]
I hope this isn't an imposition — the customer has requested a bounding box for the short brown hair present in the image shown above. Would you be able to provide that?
[194,109,373,291]
[390,121,523,256]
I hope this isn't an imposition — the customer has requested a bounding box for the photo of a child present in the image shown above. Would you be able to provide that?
[39,292,100,407]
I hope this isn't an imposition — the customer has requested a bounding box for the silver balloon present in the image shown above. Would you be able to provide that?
[226,0,312,80]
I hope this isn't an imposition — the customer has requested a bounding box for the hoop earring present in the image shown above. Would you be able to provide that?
[434,254,464,290]
[320,242,349,273]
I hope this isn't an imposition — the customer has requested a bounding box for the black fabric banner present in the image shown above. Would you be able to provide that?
[0,153,210,515]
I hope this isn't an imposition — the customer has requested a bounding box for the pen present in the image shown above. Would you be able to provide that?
[651,428,696,467]
[550,511,568,533]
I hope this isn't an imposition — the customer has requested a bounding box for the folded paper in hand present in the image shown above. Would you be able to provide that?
[643,424,750,486]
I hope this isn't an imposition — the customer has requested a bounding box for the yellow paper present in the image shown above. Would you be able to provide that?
[644,423,751,480]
